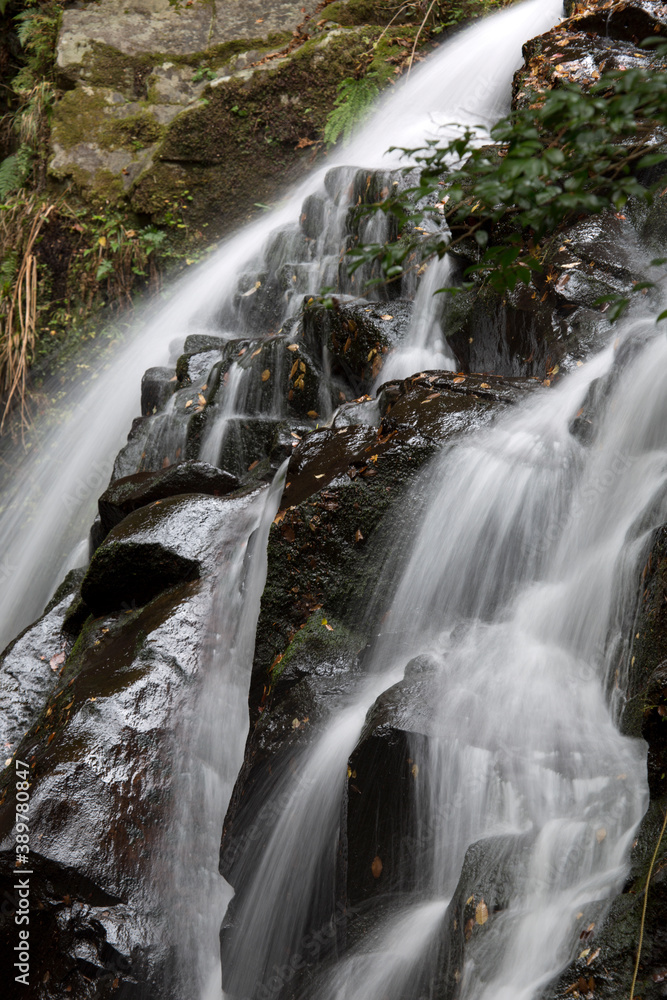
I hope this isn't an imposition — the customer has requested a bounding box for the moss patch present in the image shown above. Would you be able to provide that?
[104,111,165,151]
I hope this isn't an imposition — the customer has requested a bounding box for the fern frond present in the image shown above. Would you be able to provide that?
[324,74,381,147]
[0,148,33,200]
[0,251,18,295]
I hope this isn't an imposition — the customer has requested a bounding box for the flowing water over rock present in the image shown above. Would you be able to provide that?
[5,2,667,999]
[0,0,563,651]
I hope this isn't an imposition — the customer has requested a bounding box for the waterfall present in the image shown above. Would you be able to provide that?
[11,3,658,1000]
[376,256,457,385]
[168,462,288,1000]
[221,322,661,1000]
[0,0,563,650]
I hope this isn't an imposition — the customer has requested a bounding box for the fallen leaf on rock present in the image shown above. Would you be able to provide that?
[371,856,383,878]
[322,618,334,631]
[185,399,193,408]
[421,393,441,403]
[465,918,474,941]
[307,410,319,419]
[314,474,325,479]
[453,376,466,384]
[261,370,271,382]
[50,652,65,671]
[287,343,299,352]
[381,314,393,320]
[48,733,56,744]
[241,281,261,297]
[251,348,262,358]
[475,900,489,925]
[586,949,600,966]
[355,529,364,542]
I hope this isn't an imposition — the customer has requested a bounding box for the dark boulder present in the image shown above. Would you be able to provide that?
[140,366,177,417]
[0,570,83,757]
[97,461,238,540]
[82,494,229,615]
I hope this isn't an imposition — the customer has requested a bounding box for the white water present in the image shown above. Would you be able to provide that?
[316,899,449,1000]
[219,668,403,999]
[169,462,287,1000]
[0,0,563,650]
[221,322,661,1000]
[377,255,457,385]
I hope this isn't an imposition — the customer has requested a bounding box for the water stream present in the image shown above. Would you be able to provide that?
[168,463,288,1000]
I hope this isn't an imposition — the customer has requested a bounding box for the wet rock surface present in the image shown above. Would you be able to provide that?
[82,493,230,614]
[0,484,260,998]
[97,460,238,540]
[0,571,84,760]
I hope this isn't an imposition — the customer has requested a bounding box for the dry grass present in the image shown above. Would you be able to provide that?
[0,195,56,432]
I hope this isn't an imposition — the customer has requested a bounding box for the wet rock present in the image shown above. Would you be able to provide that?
[0,476,252,998]
[643,662,667,799]
[430,833,535,1000]
[344,671,436,909]
[564,0,667,43]
[302,296,412,395]
[446,201,650,379]
[82,493,228,614]
[176,346,223,386]
[0,579,208,999]
[97,460,238,539]
[220,612,366,885]
[141,366,177,416]
[0,570,83,757]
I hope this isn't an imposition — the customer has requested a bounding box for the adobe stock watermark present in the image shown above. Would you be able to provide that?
[13,758,32,987]
[59,459,110,514]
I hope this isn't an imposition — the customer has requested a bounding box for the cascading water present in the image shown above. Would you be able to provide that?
[11,3,657,1000]
[377,256,456,385]
[222,322,662,1000]
[0,0,563,651]
[167,463,288,1000]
